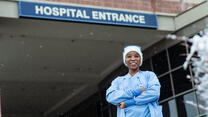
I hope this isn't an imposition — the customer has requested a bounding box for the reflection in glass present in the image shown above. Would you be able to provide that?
[172,68,192,94]
[152,50,169,76]
[168,43,186,69]
[184,92,198,117]
[159,74,173,101]
[169,99,178,117]
[176,92,198,117]
[196,94,207,115]
[162,99,178,117]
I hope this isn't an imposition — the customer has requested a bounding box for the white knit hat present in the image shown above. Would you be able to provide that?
[123,45,143,66]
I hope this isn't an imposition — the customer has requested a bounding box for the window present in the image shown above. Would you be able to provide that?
[176,92,198,117]
[161,99,178,117]
[196,94,207,115]
[172,68,192,94]
[141,58,152,71]
[159,74,173,101]
[97,41,204,117]
[168,43,186,69]
[152,50,169,75]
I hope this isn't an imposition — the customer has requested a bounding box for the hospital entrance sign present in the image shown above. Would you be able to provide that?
[18,1,158,28]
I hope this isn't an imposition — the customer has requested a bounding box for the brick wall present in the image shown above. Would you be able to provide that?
[44,0,196,14]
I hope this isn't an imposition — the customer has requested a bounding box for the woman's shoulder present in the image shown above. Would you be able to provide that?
[141,70,156,75]
[140,71,158,80]
[110,76,124,84]
[113,73,129,81]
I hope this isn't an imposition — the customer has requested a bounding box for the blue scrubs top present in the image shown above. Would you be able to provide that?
[106,71,163,117]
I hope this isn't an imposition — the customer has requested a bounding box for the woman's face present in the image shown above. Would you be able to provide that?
[125,51,141,71]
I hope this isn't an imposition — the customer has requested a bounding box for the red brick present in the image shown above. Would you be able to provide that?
[44,0,196,14]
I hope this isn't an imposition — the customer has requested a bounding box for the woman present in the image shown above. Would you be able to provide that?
[106,45,163,117]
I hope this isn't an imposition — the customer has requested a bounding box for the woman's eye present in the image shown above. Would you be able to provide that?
[127,56,131,58]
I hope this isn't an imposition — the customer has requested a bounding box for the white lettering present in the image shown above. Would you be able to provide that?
[35,5,44,15]
[111,13,118,21]
[76,10,83,18]
[98,12,106,20]
[52,7,59,16]
[59,8,67,16]
[132,15,139,23]
[66,9,71,17]
[70,9,76,17]
[119,14,126,22]
[34,5,146,24]
[83,10,90,19]
[92,11,99,20]
[139,15,145,24]
[44,6,52,15]
[105,12,111,20]
[125,14,132,23]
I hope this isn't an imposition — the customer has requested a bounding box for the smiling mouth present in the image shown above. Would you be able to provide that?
[130,62,137,65]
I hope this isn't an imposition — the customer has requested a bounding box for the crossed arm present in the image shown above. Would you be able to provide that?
[106,72,160,108]
[116,88,146,108]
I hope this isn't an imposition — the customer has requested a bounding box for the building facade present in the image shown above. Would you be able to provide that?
[62,40,207,117]
[0,0,208,117]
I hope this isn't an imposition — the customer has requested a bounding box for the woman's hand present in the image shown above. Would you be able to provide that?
[116,88,146,108]
[141,88,146,93]
[117,102,126,108]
